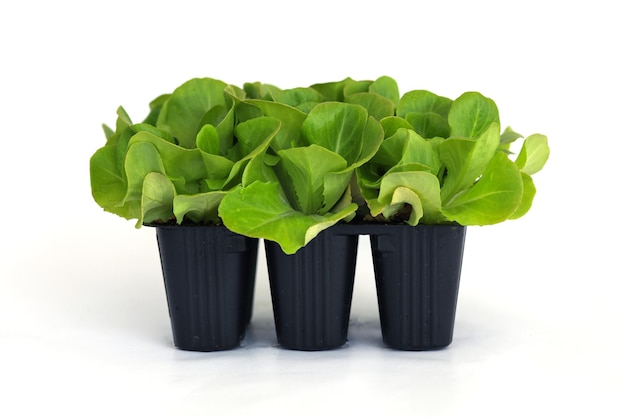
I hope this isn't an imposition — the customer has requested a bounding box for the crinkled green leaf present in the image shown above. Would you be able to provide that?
[515,134,550,175]
[219,181,357,254]
[442,152,523,225]
[448,92,499,138]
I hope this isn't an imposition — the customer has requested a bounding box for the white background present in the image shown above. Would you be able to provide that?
[1,0,624,415]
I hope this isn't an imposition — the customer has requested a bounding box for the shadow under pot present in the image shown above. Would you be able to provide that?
[264,227,359,351]
[155,224,259,351]
[369,224,466,351]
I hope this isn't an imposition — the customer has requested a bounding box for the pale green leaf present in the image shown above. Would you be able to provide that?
[515,134,550,175]
[508,172,537,220]
[140,172,176,226]
[448,92,499,138]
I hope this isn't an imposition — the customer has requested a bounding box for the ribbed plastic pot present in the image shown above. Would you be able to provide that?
[155,225,258,351]
[264,227,359,351]
[369,224,466,350]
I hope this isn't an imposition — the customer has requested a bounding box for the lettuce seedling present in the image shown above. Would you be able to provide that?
[90,78,280,227]
[91,75,549,251]
[219,101,384,254]
[357,91,549,226]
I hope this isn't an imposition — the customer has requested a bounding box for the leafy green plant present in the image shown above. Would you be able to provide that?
[90,75,549,254]
[357,90,549,226]
[219,101,384,254]
[90,78,279,227]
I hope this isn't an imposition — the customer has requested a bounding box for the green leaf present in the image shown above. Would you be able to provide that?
[173,191,227,224]
[123,141,167,203]
[156,78,229,148]
[515,134,549,175]
[273,87,323,109]
[367,128,439,175]
[369,76,400,107]
[142,94,170,125]
[404,112,451,139]
[241,153,280,186]
[275,145,348,215]
[219,181,358,254]
[345,92,395,120]
[197,96,235,155]
[377,171,443,224]
[442,152,523,225]
[439,122,501,203]
[508,172,536,220]
[140,172,176,226]
[380,116,414,138]
[301,102,367,166]
[343,80,372,96]
[309,77,356,101]
[231,116,281,161]
[127,131,224,194]
[90,145,139,219]
[223,116,281,189]
[196,123,221,155]
[243,82,281,100]
[115,106,133,133]
[246,99,307,151]
[500,126,523,145]
[301,102,383,169]
[382,187,423,226]
[397,90,452,119]
[448,92,499,138]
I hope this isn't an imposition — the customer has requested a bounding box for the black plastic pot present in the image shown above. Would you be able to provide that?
[155,225,258,351]
[369,224,466,350]
[264,227,359,351]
